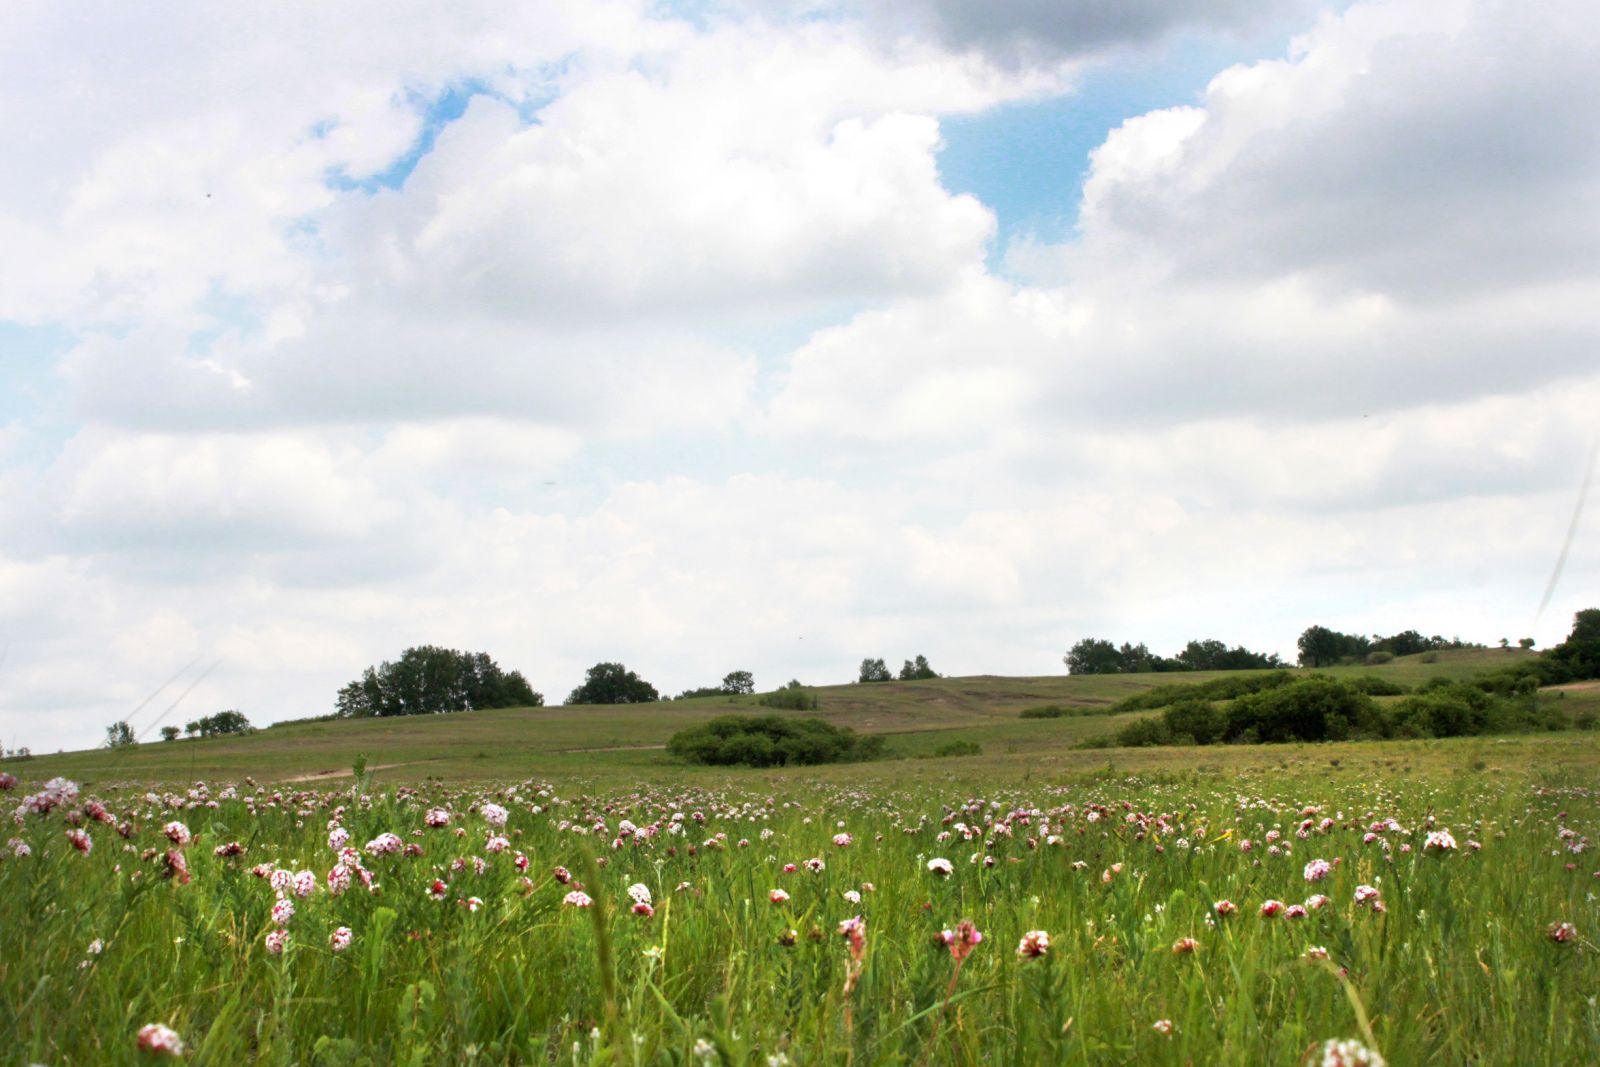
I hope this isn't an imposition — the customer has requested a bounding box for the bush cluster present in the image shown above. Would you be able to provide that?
[667,715,884,767]
[1096,673,1569,749]
[758,688,820,711]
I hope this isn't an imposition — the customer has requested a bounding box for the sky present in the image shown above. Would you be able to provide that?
[2,0,1598,753]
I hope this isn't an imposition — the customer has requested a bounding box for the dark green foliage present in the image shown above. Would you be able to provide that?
[1539,608,1600,682]
[1388,684,1492,738]
[933,740,982,757]
[667,715,884,767]
[1173,639,1284,671]
[758,687,819,711]
[1223,676,1380,743]
[674,687,731,700]
[898,655,938,680]
[566,662,657,705]
[1299,625,1480,667]
[858,658,892,683]
[184,710,254,738]
[103,720,135,748]
[721,671,755,695]
[1161,699,1227,745]
[1066,637,1279,674]
[1347,675,1407,696]
[1018,703,1117,719]
[1112,670,1297,712]
[338,647,542,717]
[1019,705,1067,719]
[159,725,181,742]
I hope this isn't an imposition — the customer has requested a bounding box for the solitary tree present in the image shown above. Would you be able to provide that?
[898,655,938,680]
[567,662,659,705]
[721,670,755,695]
[104,721,135,748]
[857,658,891,683]
[160,725,181,742]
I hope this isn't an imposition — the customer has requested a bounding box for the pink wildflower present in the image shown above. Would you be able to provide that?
[1548,922,1577,944]
[1260,899,1286,918]
[264,929,288,954]
[1016,930,1050,958]
[136,1023,185,1057]
[329,926,353,953]
[1304,858,1332,882]
[563,890,593,908]
[1172,936,1200,954]
[940,920,983,961]
[66,828,92,854]
[769,888,790,904]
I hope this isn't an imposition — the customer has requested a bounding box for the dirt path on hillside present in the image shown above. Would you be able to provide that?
[1549,681,1600,692]
[280,762,416,782]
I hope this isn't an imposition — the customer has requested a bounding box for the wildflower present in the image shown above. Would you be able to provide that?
[777,928,798,947]
[1354,885,1381,906]
[461,896,484,912]
[329,926,353,953]
[481,803,509,828]
[1423,830,1457,852]
[563,890,594,908]
[364,832,403,856]
[1152,1019,1175,1035]
[1304,858,1332,882]
[940,920,983,961]
[627,883,652,906]
[213,841,245,858]
[782,863,798,874]
[1548,922,1577,944]
[1319,1037,1386,1066]
[327,827,350,850]
[88,938,104,955]
[136,1023,185,1057]
[66,828,92,854]
[0,772,14,791]
[553,865,572,884]
[1259,899,1286,918]
[264,929,289,954]
[1016,930,1050,958]
[833,832,853,848]
[327,864,352,895]
[1306,946,1330,960]
[843,889,862,904]
[769,888,790,904]
[162,822,192,847]
[425,808,451,828]
[804,857,825,873]
[163,849,190,885]
[1172,936,1200,954]
[1305,894,1331,910]
[1214,899,1238,916]
[927,857,953,876]
[427,879,449,901]
[1285,904,1309,920]
[291,870,317,898]
[270,897,295,926]
[632,901,654,917]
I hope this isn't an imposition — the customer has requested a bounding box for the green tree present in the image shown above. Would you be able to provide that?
[721,670,755,695]
[1064,638,1122,675]
[160,725,181,742]
[103,720,135,748]
[857,658,891,683]
[1297,625,1369,667]
[335,647,542,717]
[898,655,938,680]
[567,662,659,705]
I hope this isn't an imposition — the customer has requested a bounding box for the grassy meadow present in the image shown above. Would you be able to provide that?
[3,649,1599,1064]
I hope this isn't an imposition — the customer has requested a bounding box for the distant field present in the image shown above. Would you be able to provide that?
[10,648,1593,789]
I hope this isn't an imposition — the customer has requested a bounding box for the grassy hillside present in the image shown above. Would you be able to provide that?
[8,647,1588,787]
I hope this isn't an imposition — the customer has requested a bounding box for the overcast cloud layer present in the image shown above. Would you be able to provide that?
[2,0,1597,753]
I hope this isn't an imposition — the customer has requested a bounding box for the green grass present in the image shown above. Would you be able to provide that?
[14,649,1555,788]
[3,739,1598,1064]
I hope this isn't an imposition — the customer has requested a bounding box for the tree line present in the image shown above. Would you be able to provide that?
[1064,638,1283,675]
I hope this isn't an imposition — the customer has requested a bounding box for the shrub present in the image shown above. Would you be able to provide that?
[1114,717,1174,747]
[667,715,883,767]
[1348,675,1407,696]
[1161,699,1227,745]
[1389,684,1492,738]
[1224,677,1380,743]
[1113,671,1296,713]
[933,740,982,757]
[1020,705,1067,719]
[760,688,820,711]
[1365,650,1395,665]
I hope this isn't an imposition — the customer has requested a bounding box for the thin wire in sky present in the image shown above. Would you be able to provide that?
[1533,436,1599,631]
